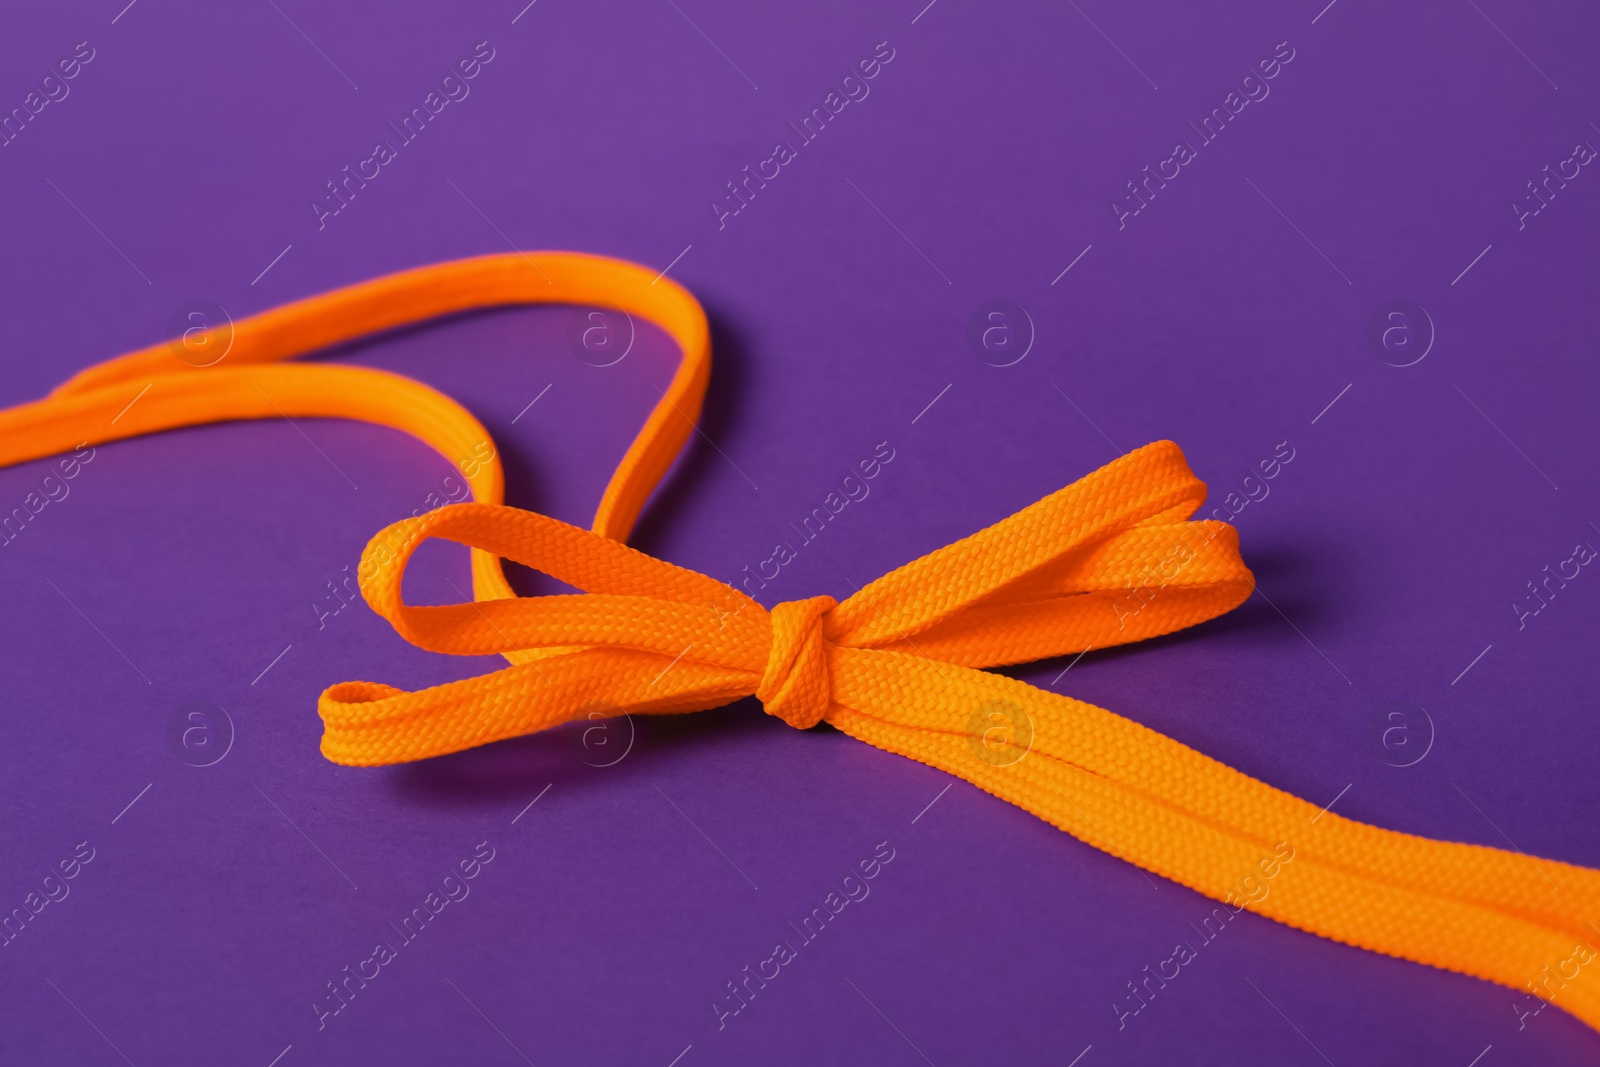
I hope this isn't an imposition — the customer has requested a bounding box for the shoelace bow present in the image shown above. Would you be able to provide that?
[3,252,1597,1033]
[318,437,1252,761]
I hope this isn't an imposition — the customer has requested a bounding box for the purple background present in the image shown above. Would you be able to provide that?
[2,0,1597,1063]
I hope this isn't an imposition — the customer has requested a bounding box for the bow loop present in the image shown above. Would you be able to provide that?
[757,595,838,729]
[355,500,764,661]
[828,441,1210,649]
[825,441,1253,668]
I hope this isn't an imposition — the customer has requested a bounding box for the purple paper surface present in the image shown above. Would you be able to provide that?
[1,1,1597,1063]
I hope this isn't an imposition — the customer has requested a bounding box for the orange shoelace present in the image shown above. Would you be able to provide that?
[3,251,1596,1031]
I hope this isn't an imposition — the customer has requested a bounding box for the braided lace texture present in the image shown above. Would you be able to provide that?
[3,251,1595,1031]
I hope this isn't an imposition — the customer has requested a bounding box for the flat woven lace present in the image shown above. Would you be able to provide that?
[3,252,1595,1030]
